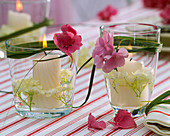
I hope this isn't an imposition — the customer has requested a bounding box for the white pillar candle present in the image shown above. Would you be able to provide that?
[31,93,64,109]
[33,55,61,90]
[32,55,63,109]
[108,58,152,108]
[8,10,32,30]
[110,84,149,108]
[118,59,144,75]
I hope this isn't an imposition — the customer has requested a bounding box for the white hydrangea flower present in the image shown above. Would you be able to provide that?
[12,69,74,97]
[60,69,73,83]
[104,66,154,97]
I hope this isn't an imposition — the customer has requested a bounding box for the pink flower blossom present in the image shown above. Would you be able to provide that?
[156,0,170,9]
[108,109,137,129]
[143,0,157,8]
[53,24,83,57]
[92,31,114,58]
[102,48,129,73]
[97,5,118,21]
[88,113,106,130]
[143,0,170,9]
[92,31,128,73]
[160,5,170,24]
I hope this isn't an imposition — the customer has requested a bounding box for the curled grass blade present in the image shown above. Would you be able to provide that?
[73,64,96,108]
[0,18,54,42]
[145,90,170,115]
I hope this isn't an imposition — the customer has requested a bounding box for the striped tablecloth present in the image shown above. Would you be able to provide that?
[0,1,170,136]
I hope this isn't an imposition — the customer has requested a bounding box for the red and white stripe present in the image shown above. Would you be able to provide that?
[0,1,169,135]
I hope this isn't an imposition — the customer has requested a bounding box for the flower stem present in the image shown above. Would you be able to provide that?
[0,18,54,42]
[0,90,13,94]
[76,57,93,74]
[73,64,96,108]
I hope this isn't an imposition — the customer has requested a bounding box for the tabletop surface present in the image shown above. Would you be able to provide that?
[0,1,170,136]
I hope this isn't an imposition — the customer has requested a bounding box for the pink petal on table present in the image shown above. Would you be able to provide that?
[108,109,137,129]
[88,113,106,130]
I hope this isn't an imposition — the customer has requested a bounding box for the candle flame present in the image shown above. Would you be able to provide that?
[43,34,47,48]
[16,0,23,12]
[128,43,133,58]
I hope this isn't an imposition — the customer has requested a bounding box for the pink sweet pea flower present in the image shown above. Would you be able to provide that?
[88,113,106,130]
[92,31,128,73]
[102,48,128,73]
[53,24,83,57]
[97,5,118,21]
[160,5,170,24]
[108,109,137,129]
[92,30,114,58]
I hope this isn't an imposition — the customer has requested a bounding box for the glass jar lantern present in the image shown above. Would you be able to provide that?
[101,23,162,117]
[6,36,79,118]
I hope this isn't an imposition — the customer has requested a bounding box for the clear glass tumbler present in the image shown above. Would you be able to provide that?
[101,23,162,117]
[0,0,50,52]
[6,36,79,118]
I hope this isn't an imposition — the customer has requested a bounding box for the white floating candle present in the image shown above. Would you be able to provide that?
[107,58,153,108]
[31,93,64,109]
[118,59,143,75]
[33,55,61,90]
[32,55,63,109]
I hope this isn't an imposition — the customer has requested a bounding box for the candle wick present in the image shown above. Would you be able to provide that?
[130,58,133,61]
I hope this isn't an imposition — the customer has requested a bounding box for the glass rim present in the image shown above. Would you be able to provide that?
[5,35,71,60]
[5,35,49,51]
[100,23,161,34]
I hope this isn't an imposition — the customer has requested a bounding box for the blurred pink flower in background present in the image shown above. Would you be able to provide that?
[142,0,156,8]
[160,5,170,24]
[143,0,170,9]
[88,110,137,131]
[156,0,170,9]
[97,5,118,21]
